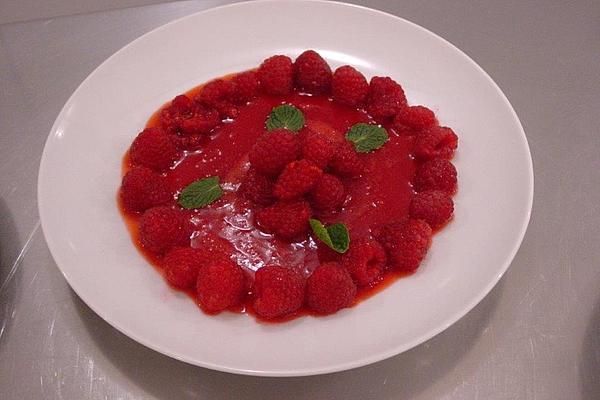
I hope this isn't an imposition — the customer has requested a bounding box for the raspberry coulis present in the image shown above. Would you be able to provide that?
[120,81,417,321]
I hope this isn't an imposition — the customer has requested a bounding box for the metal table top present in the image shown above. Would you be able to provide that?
[1,1,599,399]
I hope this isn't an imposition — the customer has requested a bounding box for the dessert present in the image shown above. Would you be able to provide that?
[118,50,459,321]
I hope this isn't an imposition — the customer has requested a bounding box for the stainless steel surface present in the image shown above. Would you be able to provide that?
[1,0,599,398]
[0,0,177,24]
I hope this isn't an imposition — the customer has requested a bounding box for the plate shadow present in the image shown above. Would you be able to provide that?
[72,276,504,399]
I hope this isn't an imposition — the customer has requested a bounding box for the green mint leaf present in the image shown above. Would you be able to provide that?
[266,104,305,132]
[345,123,388,153]
[178,176,223,209]
[309,218,350,254]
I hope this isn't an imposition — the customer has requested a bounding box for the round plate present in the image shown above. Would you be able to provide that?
[38,0,533,376]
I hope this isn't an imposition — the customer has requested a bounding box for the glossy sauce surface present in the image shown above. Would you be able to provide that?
[120,83,417,320]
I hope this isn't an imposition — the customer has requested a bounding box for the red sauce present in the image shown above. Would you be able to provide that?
[120,78,419,321]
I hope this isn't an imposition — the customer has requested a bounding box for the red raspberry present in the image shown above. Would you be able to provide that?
[341,238,387,286]
[197,79,237,119]
[293,50,332,94]
[252,265,305,319]
[274,160,323,201]
[231,71,260,104]
[316,242,341,263]
[248,129,300,176]
[129,127,178,171]
[138,206,190,254]
[160,95,193,132]
[164,247,208,289]
[329,142,365,177]
[310,173,346,212]
[198,79,234,105]
[258,55,293,95]
[160,96,219,135]
[306,262,356,314]
[255,200,311,240]
[120,167,171,213]
[179,107,220,135]
[394,105,437,131]
[414,158,457,194]
[300,129,337,169]
[170,134,208,151]
[366,76,407,120]
[239,168,275,205]
[171,94,194,114]
[196,259,246,314]
[378,219,432,271]
[193,233,235,262]
[390,122,417,136]
[331,65,369,107]
[414,126,458,160]
[301,121,341,142]
[409,190,454,228]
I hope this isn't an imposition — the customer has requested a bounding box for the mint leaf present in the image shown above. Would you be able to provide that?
[178,176,223,209]
[309,218,350,254]
[345,123,388,153]
[266,104,305,132]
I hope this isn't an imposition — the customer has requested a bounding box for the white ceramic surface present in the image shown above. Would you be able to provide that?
[37,0,533,376]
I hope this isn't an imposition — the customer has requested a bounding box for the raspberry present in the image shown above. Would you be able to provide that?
[316,242,341,263]
[341,238,387,286]
[239,168,275,205]
[393,106,437,131]
[302,121,341,143]
[248,129,300,176]
[252,265,305,319]
[196,79,237,119]
[255,200,311,240]
[196,259,246,314]
[231,71,260,104]
[414,158,457,194]
[414,126,458,160]
[160,96,219,135]
[171,134,207,151]
[179,107,220,135]
[390,122,417,136]
[274,160,323,201]
[164,247,208,289]
[160,96,192,132]
[293,50,332,94]
[366,76,407,120]
[300,129,337,169]
[129,127,178,171]
[378,219,432,271]
[171,94,194,114]
[310,173,346,212]
[198,79,234,106]
[138,206,190,254]
[329,142,365,177]
[306,262,356,314]
[409,190,454,228]
[193,233,235,260]
[120,167,171,213]
[258,55,293,95]
[331,65,369,107]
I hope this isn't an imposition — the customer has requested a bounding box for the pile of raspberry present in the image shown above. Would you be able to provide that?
[119,50,458,321]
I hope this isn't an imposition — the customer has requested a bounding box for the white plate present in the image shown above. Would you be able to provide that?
[38,0,533,376]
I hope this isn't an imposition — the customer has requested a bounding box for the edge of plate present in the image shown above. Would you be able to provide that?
[37,0,534,377]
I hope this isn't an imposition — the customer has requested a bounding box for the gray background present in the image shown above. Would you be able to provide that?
[1,0,599,398]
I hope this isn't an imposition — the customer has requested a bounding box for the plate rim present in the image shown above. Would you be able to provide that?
[37,0,534,376]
